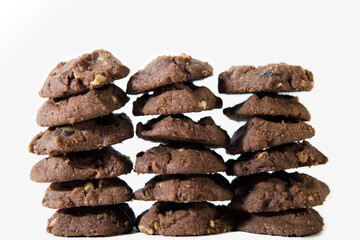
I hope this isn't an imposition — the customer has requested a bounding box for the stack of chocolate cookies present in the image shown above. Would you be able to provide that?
[127,54,234,236]
[29,50,136,237]
[218,63,330,237]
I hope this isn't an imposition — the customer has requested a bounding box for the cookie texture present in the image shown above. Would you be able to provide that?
[137,202,234,236]
[229,171,330,212]
[37,84,129,127]
[135,144,225,174]
[127,54,213,94]
[47,204,135,237]
[226,141,328,176]
[223,93,310,121]
[40,49,129,98]
[218,63,314,93]
[134,174,233,202]
[227,117,315,154]
[136,115,230,148]
[29,113,133,155]
[42,178,133,209]
[30,147,132,183]
[133,83,222,115]
[234,208,323,236]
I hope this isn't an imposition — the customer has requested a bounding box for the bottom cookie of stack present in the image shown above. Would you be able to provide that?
[233,208,323,237]
[137,202,233,236]
[47,204,135,237]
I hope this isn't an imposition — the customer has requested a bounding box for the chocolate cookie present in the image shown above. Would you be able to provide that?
[30,147,132,183]
[47,204,135,237]
[218,63,314,93]
[126,54,213,94]
[42,178,133,209]
[136,115,230,148]
[40,49,130,98]
[29,113,133,155]
[135,144,225,174]
[223,93,311,121]
[227,117,315,154]
[134,174,233,202]
[226,141,328,176]
[133,83,222,115]
[137,202,233,236]
[234,208,323,236]
[229,171,330,213]
[37,84,129,127]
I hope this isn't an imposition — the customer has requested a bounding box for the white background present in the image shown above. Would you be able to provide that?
[1,0,359,239]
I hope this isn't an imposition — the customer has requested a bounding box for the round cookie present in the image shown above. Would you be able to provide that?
[227,117,315,154]
[42,178,133,209]
[133,83,222,115]
[29,113,133,155]
[223,93,311,121]
[134,174,233,202]
[226,141,328,176]
[37,84,129,127]
[47,204,135,237]
[126,54,213,94]
[234,208,323,236]
[218,63,314,94]
[30,147,132,183]
[135,144,225,174]
[40,49,130,98]
[137,202,234,236]
[136,115,230,148]
[229,171,330,213]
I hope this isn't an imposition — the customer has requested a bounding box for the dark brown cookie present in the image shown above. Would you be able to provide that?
[227,117,315,154]
[223,93,311,121]
[229,171,330,213]
[133,83,222,115]
[37,84,129,127]
[134,174,233,202]
[47,204,135,237]
[30,147,132,183]
[40,49,130,98]
[137,202,233,236]
[42,178,133,209]
[29,113,133,155]
[126,54,213,94]
[135,144,225,174]
[136,115,230,148]
[218,63,314,93]
[234,208,323,236]
[226,141,328,176]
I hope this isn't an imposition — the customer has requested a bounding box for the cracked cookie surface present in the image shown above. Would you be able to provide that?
[42,178,133,209]
[29,113,133,155]
[134,174,233,202]
[218,63,313,93]
[40,49,130,98]
[127,54,213,94]
[137,202,233,236]
[229,171,330,212]
[223,93,310,121]
[136,115,230,148]
[30,147,132,183]
[37,84,129,127]
[234,208,323,236]
[133,83,222,115]
[227,117,315,154]
[47,204,135,237]
[135,144,225,174]
[226,141,328,176]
